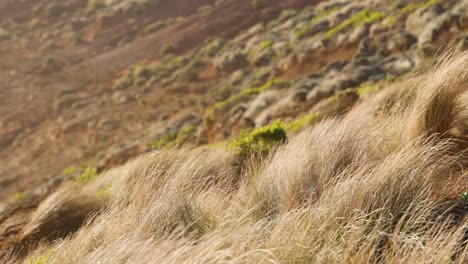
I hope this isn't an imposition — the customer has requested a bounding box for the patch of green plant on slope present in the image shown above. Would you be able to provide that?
[205,79,289,120]
[294,6,340,40]
[401,0,438,14]
[311,6,340,25]
[384,0,438,27]
[285,113,322,133]
[259,40,273,50]
[75,165,99,184]
[230,120,287,160]
[325,8,386,39]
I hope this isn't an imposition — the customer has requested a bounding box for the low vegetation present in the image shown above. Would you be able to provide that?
[326,8,386,38]
[230,120,287,161]
[205,79,289,123]
[75,165,98,184]
[15,53,468,264]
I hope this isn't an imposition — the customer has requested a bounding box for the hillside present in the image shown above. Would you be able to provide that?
[0,0,467,263]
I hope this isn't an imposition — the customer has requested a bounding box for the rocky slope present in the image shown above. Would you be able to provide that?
[0,0,467,260]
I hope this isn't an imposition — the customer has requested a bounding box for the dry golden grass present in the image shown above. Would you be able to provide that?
[5,53,468,263]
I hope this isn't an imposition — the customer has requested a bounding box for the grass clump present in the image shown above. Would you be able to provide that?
[75,165,98,184]
[325,8,386,38]
[153,130,177,149]
[230,120,287,160]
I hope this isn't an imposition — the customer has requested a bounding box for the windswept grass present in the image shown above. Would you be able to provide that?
[9,53,468,264]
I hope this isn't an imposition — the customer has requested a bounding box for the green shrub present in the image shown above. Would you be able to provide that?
[294,25,311,39]
[174,125,197,145]
[75,165,98,184]
[259,40,273,50]
[325,8,385,39]
[230,121,287,160]
[153,130,177,149]
[401,0,438,13]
